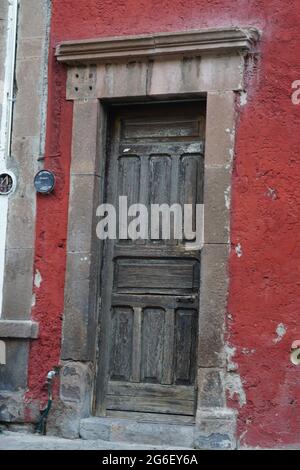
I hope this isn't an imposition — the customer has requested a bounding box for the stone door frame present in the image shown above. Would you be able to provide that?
[55,27,259,445]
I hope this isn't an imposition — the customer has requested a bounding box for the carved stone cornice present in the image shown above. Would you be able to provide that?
[56,27,260,65]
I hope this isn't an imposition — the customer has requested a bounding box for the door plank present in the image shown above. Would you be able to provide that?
[122,118,201,139]
[120,142,204,155]
[106,409,195,425]
[107,381,194,400]
[131,307,142,382]
[106,396,195,415]
[107,381,195,415]
[161,308,175,385]
[175,309,198,385]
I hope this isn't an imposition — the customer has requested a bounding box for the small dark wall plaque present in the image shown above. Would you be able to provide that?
[0,173,14,195]
[34,170,55,194]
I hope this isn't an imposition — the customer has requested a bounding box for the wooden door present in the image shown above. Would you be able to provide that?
[96,101,205,417]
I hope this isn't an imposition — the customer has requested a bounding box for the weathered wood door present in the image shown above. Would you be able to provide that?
[96,101,205,417]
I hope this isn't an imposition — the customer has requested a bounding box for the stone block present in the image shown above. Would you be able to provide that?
[63,186,100,361]
[65,252,97,282]
[17,38,44,60]
[96,61,148,98]
[8,423,35,434]
[61,276,96,361]
[0,390,39,423]
[194,407,237,450]
[71,99,100,175]
[0,391,25,422]
[0,341,29,391]
[148,54,243,96]
[18,0,46,40]
[5,137,39,250]
[46,400,82,439]
[60,361,93,413]
[198,54,243,92]
[67,65,97,100]
[2,249,34,320]
[205,91,235,168]
[197,368,226,408]
[67,175,100,253]
[198,244,229,367]
[47,362,93,439]
[0,0,8,19]
[204,166,231,244]
[62,249,99,361]
[13,58,42,137]
[80,417,194,447]
[0,320,39,339]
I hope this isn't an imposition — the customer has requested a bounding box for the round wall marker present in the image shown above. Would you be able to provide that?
[0,172,16,196]
[34,170,55,194]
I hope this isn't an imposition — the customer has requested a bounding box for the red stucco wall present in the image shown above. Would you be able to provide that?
[26,0,300,447]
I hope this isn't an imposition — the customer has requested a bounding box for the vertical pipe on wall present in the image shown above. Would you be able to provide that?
[0,0,18,316]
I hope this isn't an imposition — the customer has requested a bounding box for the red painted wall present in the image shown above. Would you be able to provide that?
[26,0,300,448]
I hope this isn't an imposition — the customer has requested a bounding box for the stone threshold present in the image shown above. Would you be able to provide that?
[79,408,237,449]
[80,416,195,448]
[0,431,191,450]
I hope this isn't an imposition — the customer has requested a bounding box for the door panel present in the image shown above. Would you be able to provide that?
[149,155,172,206]
[114,258,199,293]
[110,307,134,382]
[175,309,198,385]
[106,382,195,415]
[96,101,205,417]
[118,156,141,207]
[141,307,165,383]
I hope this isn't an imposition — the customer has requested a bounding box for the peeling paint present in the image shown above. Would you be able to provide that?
[239,91,248,106]
[235,243,243,258]
[226,373,246,407]
[273,323,286,344]
[224,186,231,210]
[266,187,277,200]
[225,344,238,372]
[239,429,248,442]
[31,293,36,308]
[34,270,42,289]
[241,347,256,355]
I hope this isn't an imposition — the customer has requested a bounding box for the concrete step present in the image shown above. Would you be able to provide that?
[80,417,195,448]
[0,431,192,450]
